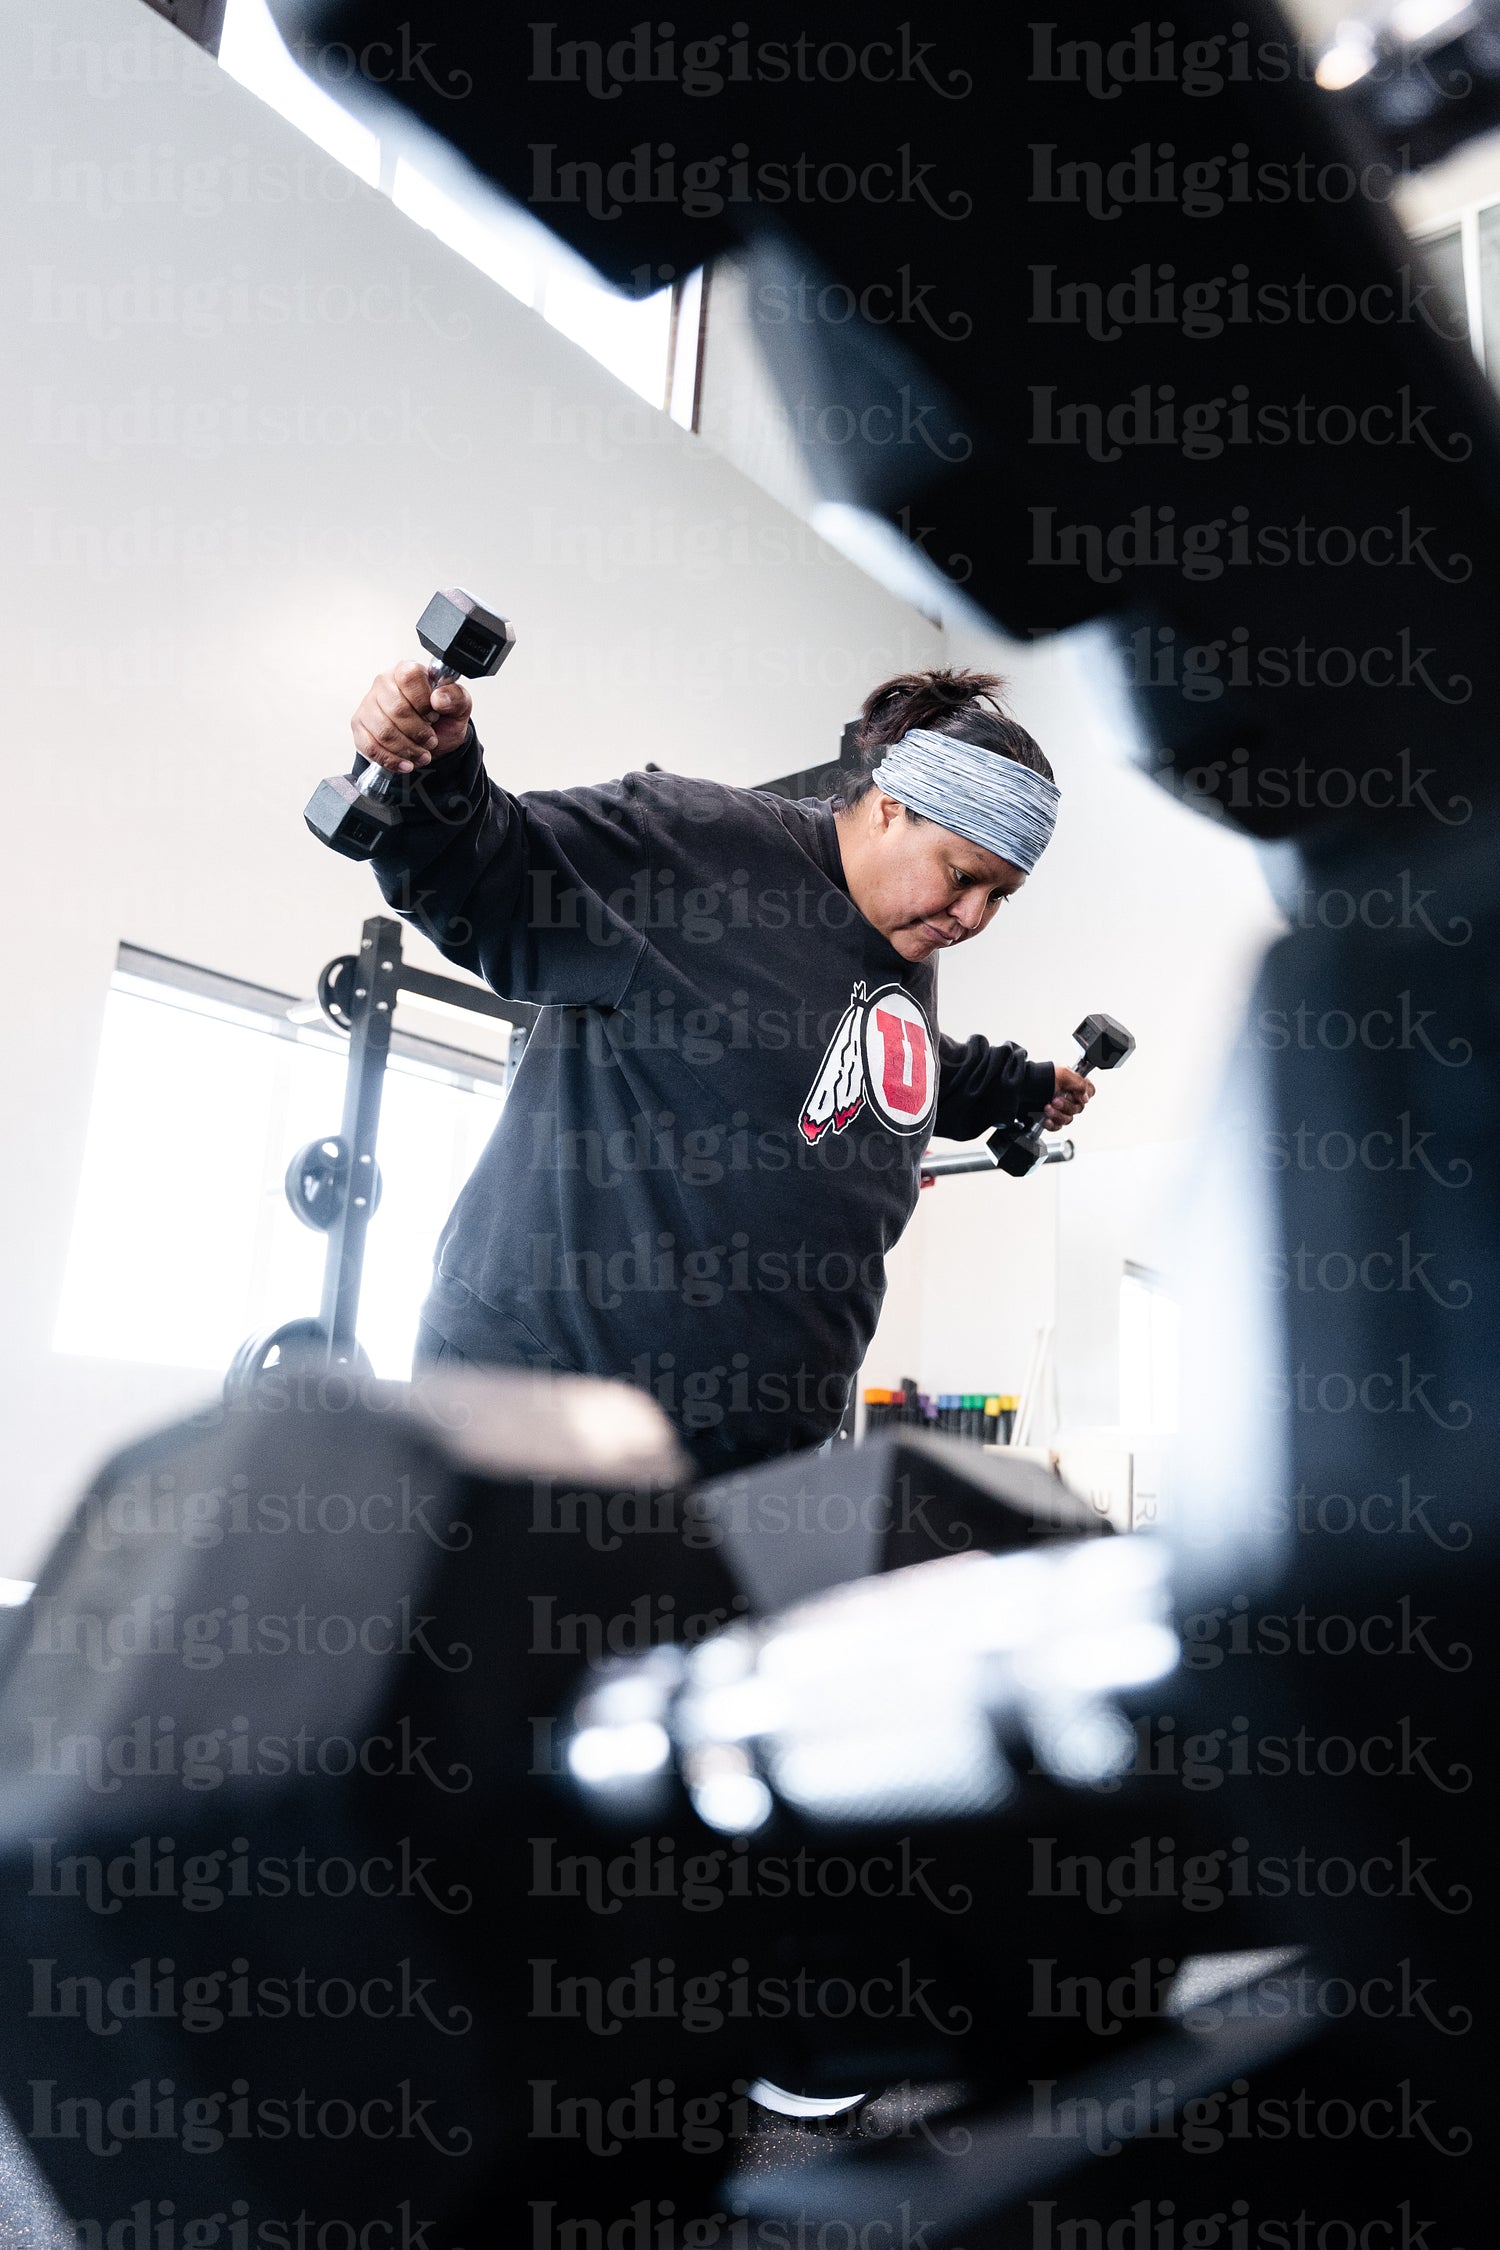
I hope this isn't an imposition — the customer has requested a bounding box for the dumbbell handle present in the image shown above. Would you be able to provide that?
[1020,1039,1109,1126]
[986,1013,1134,1179]
[355,660,460,801]
[1054,1012,1136,1102]
[1051,1049,1106,1100]
[1004,1051,1099,1137]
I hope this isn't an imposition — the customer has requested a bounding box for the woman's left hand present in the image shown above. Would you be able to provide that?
[1042,1065,1094,1131]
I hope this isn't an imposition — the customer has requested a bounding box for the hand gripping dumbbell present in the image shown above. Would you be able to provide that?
[304,587,515,861]
[988,1011,1135,1176]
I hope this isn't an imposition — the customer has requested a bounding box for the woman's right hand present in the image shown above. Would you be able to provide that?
[350,660,473,774]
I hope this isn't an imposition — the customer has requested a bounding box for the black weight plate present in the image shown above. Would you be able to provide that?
[223,1319,375,1402]
[222,1317,327,1402]
[285,1136,348,1231]
[316,954,357,1031]
[284,1137,382,1231]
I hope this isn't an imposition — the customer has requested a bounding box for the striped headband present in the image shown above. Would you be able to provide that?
[870,727,1061,874]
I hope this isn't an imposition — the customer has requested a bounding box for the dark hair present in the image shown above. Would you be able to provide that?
[836,667,1053,807]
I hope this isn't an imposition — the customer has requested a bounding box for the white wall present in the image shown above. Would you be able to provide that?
[1,0,942,1575]
[903,620,1285,1426]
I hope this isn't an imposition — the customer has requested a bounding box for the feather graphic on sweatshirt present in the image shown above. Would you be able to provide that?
[799,983,867,1143]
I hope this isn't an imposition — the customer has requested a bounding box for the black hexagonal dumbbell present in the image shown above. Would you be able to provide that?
[304,586,515,861]
[989,1010,1135,1177]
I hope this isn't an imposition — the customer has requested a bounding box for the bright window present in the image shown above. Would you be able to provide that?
[540,264,677,409]
[218,0,380,184]
[1410,202,1500,375]
[391,155,680,408]
[53,957,505,1381]
[220,0,689,411]
[1118,1265,1180,1435]
[390,157,537,306]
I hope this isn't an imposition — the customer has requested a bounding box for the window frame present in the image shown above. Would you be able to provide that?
[53,943,513,1377]
[116,941,513,1092]
[1410,203,1490,372]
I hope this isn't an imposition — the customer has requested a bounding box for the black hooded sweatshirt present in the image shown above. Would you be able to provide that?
[361,729,1054,1469]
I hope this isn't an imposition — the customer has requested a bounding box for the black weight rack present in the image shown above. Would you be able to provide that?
[226,915,535,1394]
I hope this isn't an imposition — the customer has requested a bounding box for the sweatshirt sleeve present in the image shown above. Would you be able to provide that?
[355,728,648,1007]
[933,1032,1055,1140]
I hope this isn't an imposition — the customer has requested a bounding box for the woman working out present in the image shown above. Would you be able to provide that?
[329,664,1092,1475]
